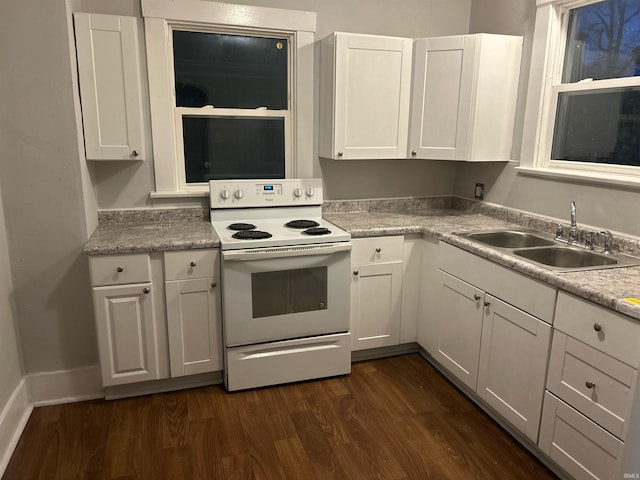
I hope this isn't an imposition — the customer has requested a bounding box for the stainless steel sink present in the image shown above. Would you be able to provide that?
[463,230,555,248]
[454,229,640,272]
[513,246,619,270]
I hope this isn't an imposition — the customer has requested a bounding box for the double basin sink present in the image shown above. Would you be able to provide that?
[455,229,640,272]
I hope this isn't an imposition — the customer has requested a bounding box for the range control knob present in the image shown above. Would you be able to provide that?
[220,189,231,200]
[294,188,303,198]
[234,189,244,200]
[306,187,315,197]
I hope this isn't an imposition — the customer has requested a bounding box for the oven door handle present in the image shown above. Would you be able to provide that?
[222,242,352,261]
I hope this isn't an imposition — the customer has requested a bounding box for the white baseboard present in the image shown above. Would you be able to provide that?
[0,379,33,477]
[26,365,104,407]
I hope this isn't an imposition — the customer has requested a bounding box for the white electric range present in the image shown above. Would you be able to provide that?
[209,179,352,391]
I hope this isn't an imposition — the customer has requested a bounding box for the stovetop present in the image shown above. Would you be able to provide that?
[210,179,351,250]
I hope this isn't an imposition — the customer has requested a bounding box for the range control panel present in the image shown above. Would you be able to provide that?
[210,178,323,208]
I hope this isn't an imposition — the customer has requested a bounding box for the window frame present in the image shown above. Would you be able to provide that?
[142,0,316,197]
[520,0,640,185]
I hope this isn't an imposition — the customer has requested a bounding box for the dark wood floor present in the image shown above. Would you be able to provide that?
[4,354,557,480]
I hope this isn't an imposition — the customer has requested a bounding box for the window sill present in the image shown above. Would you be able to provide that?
[149,190,209,199]
[515,166,640,190]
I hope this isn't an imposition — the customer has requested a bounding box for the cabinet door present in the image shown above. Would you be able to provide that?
[433,270,484,390]
[93,283,158,386]
[333,33,412,159]
[166,278,222,377]
[350,262,403,351]
[409,35,474,160]
[477,295,551,442]
[75,13,145,160]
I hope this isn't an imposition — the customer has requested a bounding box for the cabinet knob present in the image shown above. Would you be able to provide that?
[474,294,481,301]
[143,287,150,294]
[585,380,596,389]
[190,261,197,267]
[484,301,491,307]
[337,151,344,158]
[211,282,217,288]
[411,150,417,157]
[131,150,140,157]
[116,267,124,273]
[375,247,381,253]
[593,323,602,332]
[353,270,359,276]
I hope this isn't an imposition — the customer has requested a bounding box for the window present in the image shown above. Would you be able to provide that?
[142,0,316,196]
[522,0,640,184]
[173,30,290,184]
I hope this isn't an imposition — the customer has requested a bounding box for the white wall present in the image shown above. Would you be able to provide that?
[0,186,22,412]
[459,0,640,237]
[0,0,97,374]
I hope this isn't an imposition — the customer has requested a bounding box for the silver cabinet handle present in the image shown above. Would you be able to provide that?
[211,282,217,288]
[116,267,124,273]
[593,323,602,332]
[337,151,344,157]
[353,270,359,276]
[131,150,140,157]
[474,294,481,301]
[190,261,197,267]
[484,301,491,307]
[411,150,417,157]
[143,287,150,294]
[585,380,596,389]
[375,248,381,253]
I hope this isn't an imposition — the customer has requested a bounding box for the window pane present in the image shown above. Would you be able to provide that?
[173,31,288,109]
[551,89,640,166]
[183,117,285,182]
[251,267,327,318]
[563,0,640,83]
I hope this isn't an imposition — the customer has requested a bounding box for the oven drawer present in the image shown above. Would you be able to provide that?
[351,236,404,265]
[547,330,636,439]
[225,333,351,391]
[164,249,219,280]
[89,254,151,286]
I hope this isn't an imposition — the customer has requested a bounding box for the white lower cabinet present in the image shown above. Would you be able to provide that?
[164,250,222,377]
[426,242,555,442]
[477,294,551,442]
[350,236,403,351]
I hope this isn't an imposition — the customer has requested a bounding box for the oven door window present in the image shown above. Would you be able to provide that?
[251,267,327,318]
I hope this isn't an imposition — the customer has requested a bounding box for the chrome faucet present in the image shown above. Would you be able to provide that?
[569,201,577,243]
[599,229,612,254]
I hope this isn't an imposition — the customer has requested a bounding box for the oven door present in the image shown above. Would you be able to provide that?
[221,242,351,347]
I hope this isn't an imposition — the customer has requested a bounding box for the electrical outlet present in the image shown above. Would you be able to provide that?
[474,183,485,200]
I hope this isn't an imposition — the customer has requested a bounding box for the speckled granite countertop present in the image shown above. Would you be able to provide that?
[85,199,640,320]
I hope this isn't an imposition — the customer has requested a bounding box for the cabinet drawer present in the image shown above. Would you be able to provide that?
[547,331,636,439]
[555,292,640,367]
[352,236,404,265]
[164,249,219,281]
[89,254,151,286]
[539,392,623,480]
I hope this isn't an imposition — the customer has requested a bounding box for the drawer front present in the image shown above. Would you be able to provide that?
[439,242,557,323]
[547,331,636,439]
[90,254,151,286]
[351,236,404,265]
[164,249,219,281]
[555,292,640,367]
[539,392,623,480]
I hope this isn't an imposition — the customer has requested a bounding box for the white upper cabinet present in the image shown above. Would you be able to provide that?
[320,32,413,160]
[408,34,522,161]
[74,13,146,161]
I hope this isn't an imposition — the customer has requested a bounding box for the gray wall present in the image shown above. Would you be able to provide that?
[0,186,22,410]
[0,0,97,374]
[459,0,640,237]
[84,0,472,207]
